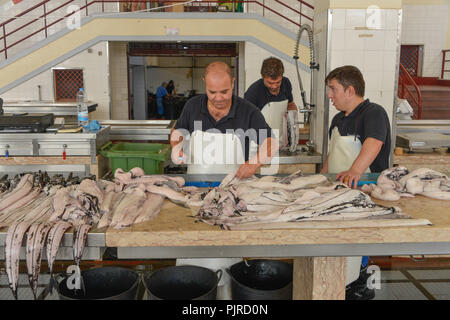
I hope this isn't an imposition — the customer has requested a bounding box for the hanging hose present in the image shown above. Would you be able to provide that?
[293,24,316,111]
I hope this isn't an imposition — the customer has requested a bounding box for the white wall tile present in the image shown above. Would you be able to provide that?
[330,51,345,70]
[345,9,366,29]
[382,70,396,92]
[364,51,384,72]
[343,50,364,71]
[331,29,346,51]
[365,71,383,92]
[401,4,448,77]
[345,29,365,51]
[332,9,346,29]
[365,30,386,51]
[385,10,400,30]
[366,8,386,30]
[384,30,398,51]
[383,51,397,72]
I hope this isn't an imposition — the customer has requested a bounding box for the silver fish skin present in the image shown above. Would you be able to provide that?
[72,223,91,266]
[97,192,124,229]
[5,220,32,299]
[134,193,165,224]
[110,188,146,227]
[46,221,72,275]
[26,222,53,299]
[0,174,34,212]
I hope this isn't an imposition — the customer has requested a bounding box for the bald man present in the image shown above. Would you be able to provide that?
[170,62,277,178]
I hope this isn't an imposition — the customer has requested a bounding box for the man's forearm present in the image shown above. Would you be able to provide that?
[350,138,383,174]
[321,155,329,173]
[169,128,183,148]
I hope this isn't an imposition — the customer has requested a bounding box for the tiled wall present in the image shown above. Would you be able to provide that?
[109,42,129,120]
[1,41,111,120]
[401,4,449,78]
[328,8,400,126]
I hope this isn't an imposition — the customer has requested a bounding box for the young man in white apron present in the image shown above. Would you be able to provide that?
[244,57,298,113]
[321,65,391,300]
[244,57,298,150]
[169,62,276,299]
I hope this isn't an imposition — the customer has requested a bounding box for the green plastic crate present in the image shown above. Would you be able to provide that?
[100,142,171,175]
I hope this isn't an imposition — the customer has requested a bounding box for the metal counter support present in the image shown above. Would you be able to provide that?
[116,242,450,259]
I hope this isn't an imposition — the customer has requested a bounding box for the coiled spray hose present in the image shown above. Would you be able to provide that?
[293,24,317,111]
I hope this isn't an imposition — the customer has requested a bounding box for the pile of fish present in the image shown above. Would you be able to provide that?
[97,167,195,229]
[186,170,406,230]
[1,172,98,299]
[1,169,192,300]
[361,167,450,201]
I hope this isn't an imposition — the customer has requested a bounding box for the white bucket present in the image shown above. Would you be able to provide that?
[176,258,243,300]
[346,256,363,286]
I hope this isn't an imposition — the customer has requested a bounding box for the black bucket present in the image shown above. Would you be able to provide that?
[227,260,293,300]
[57,267,140,300]
[144,265,222,300]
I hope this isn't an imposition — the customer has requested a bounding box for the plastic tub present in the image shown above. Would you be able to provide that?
[101,142,170,175]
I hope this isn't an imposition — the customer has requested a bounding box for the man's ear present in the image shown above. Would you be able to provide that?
[345,85,356,97]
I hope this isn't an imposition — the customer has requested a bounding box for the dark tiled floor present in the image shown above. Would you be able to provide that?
[371,257,450,300]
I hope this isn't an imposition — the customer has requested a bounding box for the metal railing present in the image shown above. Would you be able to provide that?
[398,63,423,120]
[0,0,314,61]
[441,49,450,80]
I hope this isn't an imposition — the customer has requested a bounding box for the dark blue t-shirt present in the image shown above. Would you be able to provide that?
[244,77,294,110]
[329,99,391,173]
[175,94,272,161]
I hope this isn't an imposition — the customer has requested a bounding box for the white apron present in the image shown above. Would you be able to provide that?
[260,100,288,145]
[182,129,244,299]
[327,126,369,285]
[187,130,245,175]
[328,127,370,174]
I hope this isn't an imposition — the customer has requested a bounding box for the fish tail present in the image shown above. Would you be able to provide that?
[48,274,58,295]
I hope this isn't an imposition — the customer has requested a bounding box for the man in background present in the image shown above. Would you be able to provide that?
[156,82,168,119]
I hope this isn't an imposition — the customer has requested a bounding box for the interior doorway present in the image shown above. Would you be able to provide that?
[127,42,239,120]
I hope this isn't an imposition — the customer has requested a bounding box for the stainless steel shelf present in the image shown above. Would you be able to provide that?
[99,120,175,141]
[3,101,97,116]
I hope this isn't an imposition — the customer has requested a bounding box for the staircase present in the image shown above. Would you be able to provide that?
[0,0,314,94]
[399,65,450,120]
[416,83,450,120]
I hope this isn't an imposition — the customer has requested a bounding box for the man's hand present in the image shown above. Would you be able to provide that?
[336,169,363,189]
[235,162,260,179]
[170,128,186,165]
[287,101,297,111]
[171,148,186,165]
